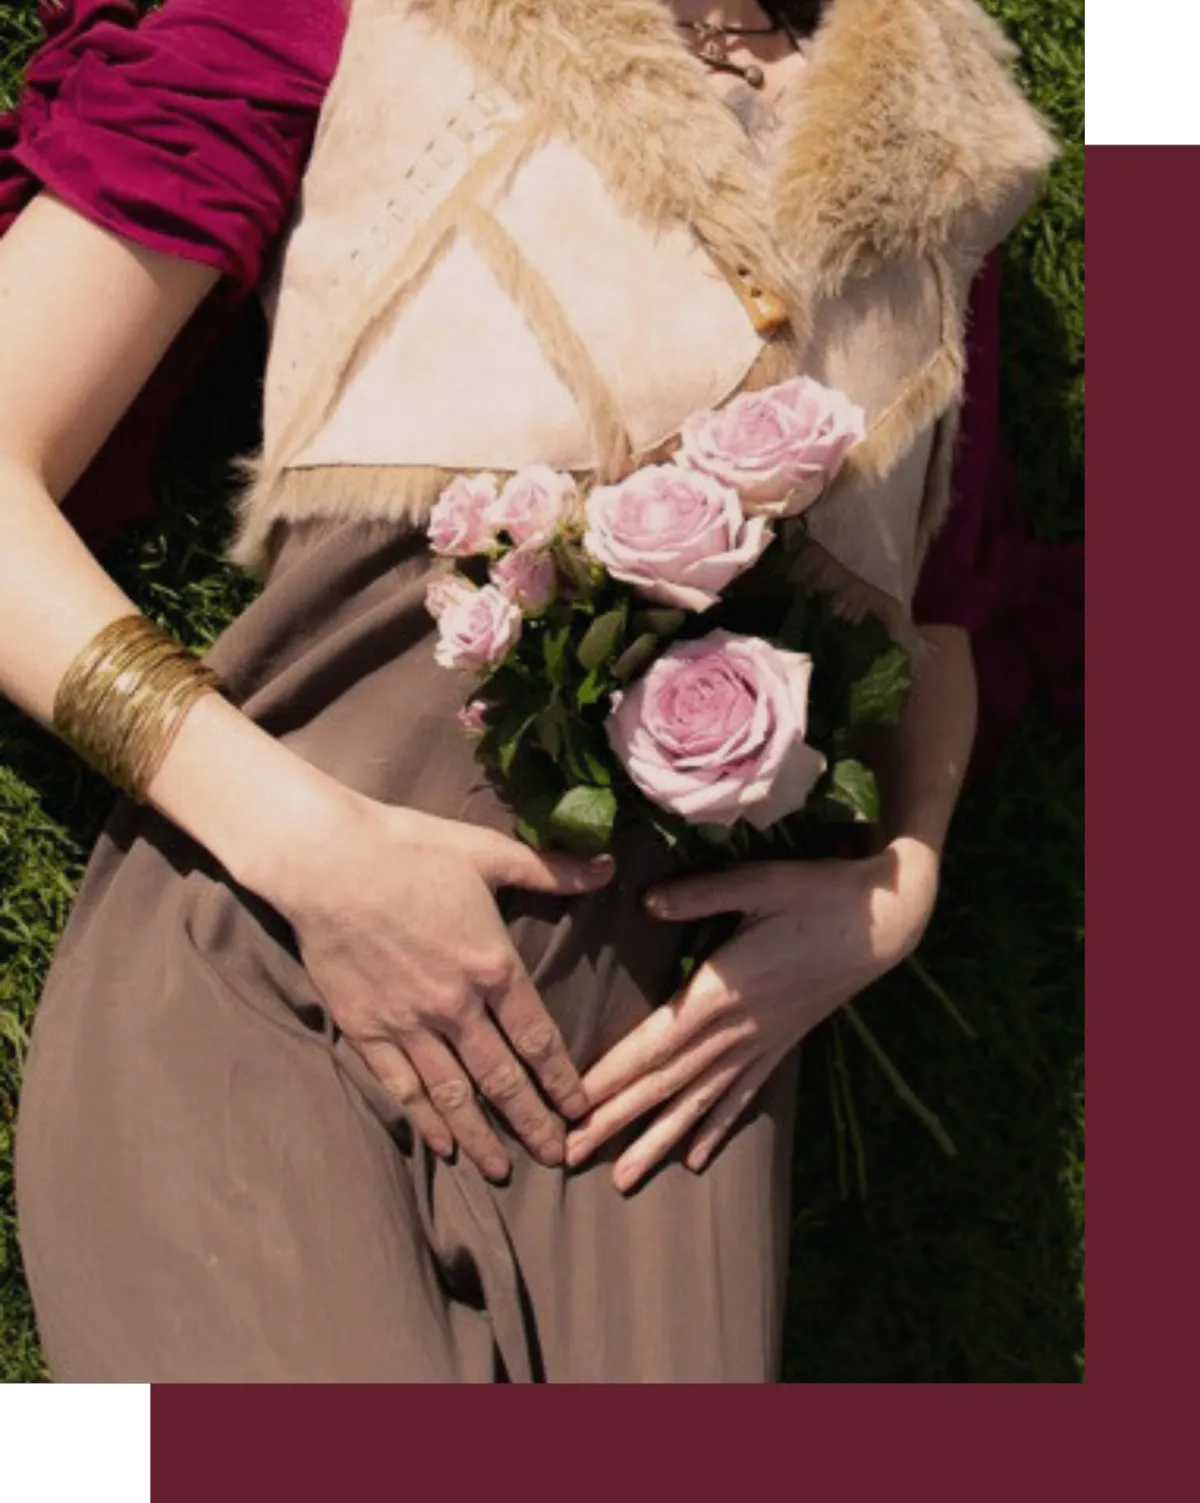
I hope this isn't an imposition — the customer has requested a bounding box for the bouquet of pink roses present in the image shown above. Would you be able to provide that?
[425,374,914,867]
[425,374,973,1183]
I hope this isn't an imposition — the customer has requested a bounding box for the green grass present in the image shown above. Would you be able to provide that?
[0,0,1083,1383]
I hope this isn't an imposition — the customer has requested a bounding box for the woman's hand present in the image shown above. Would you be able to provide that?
[563,839,939,1191]
[257,789,614,1183]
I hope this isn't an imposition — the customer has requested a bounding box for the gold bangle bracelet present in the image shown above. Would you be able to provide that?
[51,613,225,802]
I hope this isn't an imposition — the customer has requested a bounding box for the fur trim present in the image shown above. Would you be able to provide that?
[772,0,1061,297]
[787,535,924,654]
[228,456,456,576]
[405,0,1060,323]
[831,344,965,498]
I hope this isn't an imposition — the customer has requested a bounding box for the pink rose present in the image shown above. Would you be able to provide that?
[583,464,772,613]
[424,569,475,620]
[487,465,579,548]
[676,375,866,516]
[489,547,557,612]
[428,472,500,556]
[433,583,522,671]
[457,699,490,736]
[606,629,827,829]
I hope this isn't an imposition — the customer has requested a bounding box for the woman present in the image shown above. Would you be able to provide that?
[0,0,1058,1382]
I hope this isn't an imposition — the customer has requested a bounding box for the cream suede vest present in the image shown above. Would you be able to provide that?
[229,0,1059,636]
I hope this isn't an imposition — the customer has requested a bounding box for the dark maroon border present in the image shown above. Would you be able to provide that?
[149,146,1188,1498]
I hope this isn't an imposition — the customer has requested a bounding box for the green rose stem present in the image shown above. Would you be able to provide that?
[832,1017,869,1199]
[826,1035,850,1201]
[842,1004,959,1159]
[904,953,977,1040]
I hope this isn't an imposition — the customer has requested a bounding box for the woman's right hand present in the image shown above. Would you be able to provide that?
[258,793,615,1182]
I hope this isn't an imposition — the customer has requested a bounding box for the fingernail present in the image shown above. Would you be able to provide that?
[483,1156,511,1182]
[644,889,668,916]
[612,1162,639,1194]
[686,1149,708,1174]
[564,1136,588,1167]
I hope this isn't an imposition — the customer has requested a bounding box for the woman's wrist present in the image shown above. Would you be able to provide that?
[143,689,365,906]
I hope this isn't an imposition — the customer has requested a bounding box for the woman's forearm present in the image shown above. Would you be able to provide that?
[0,454,358,897]
[0,193,361,902]
[865,624,978,862]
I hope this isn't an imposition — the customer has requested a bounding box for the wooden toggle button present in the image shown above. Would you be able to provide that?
[729,262,791,335]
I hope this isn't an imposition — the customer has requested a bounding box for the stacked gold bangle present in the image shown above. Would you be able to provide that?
[51,613,226,802]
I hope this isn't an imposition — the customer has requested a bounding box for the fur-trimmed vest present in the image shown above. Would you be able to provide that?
[229,0,1059,638]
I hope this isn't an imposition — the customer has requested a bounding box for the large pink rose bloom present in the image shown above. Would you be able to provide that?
[434,584,522,671]
[428,473,500,556]
[606,630,827,829]
[583,464,772,612]
[676,375,866,516]
[488,465,579,548]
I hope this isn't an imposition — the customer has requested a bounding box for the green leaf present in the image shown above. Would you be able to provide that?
[577,607,626,671]
[486,702,540,776]
[497,726,529,776]
[848,642,913,729]
[560,724,613,786]
[534,708,563,760]
[542,619,572,681]
[826,759,881,824]
[514,814,545,848]
[631,607,686,638]
[612,632,659,681]
[511,789,562,850]
[695,822,736,847]
[547,785,618,857]
[577,667,609,707]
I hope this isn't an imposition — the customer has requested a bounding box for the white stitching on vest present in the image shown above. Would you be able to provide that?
[263,86,523,442]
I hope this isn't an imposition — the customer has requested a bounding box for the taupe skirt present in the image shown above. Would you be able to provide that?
[14,516,799,1383]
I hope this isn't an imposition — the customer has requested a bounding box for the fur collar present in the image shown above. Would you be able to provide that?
[403,0,1059,338]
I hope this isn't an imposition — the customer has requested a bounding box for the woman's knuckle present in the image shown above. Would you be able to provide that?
[512,1102,550,1138]
[427,986,479,1033]
[514,1022,559,1062]
[428,1077,473,1114]
[473,949,516,992]
[479,1059,525,1102]
[383,1075,426,1108]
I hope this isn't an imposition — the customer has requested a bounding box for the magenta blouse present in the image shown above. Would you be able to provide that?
[0,0,1081,774]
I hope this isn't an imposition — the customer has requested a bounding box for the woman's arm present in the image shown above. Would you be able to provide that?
[0,190,612,1178]
[861,622,979,902]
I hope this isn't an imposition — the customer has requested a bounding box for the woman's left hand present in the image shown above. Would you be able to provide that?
[564,838,941,1191]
